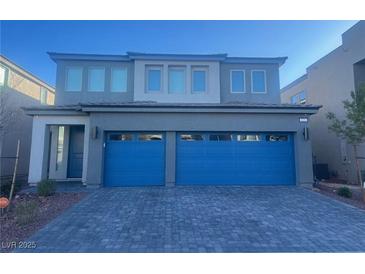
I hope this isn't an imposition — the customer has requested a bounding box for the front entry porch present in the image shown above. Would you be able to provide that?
[28,115,89,185]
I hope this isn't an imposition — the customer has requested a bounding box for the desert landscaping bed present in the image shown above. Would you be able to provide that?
[0,192,88,252]
[314,182,365,210]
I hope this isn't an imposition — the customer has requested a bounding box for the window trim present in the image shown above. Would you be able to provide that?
[291,90,306,104]
[0,65,8,88]
[110,67,128,93]
[251,70,267,94]
[87,66,105,92]
[40,87,48,105]
[230,69,246,93]
[168,66,186,94]
[145,65,163,93]
[65,66,83,92]
[191,66,208,93]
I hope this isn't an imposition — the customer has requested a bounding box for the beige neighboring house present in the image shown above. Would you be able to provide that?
[281,21,365,184]
[0,55,55,183]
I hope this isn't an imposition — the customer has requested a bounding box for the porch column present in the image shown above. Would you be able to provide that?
[28,116,49,185]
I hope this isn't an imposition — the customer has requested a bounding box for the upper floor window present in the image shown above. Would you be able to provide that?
[168,66,186,93]
[40,87,48,104]
[251,70,266,93]
[230,70,245,93]
[0,65,6,87]
[65,67,82,92]
[88,67,105,92]
[192,67,207,93]
[111,67,127,92]
[146,66,162,92]
[291,90,306,104]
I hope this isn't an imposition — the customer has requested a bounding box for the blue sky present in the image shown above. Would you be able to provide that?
[0,20,357,88]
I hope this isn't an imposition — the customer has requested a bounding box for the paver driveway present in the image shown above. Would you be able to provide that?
[20,186,365,252]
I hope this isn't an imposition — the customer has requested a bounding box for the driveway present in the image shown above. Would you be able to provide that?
[20,186,365,252]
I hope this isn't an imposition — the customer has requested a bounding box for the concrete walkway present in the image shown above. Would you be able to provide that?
[19,186,365,252]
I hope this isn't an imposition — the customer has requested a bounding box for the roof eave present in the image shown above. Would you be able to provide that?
[224,57,288,66]
[47,52,130,62]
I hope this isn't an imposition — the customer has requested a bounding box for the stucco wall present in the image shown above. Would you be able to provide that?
[133,60,221,103]
[281,21,365,183]
[28,115,90,184]
[0,90,39,179]
[220,63,281,104]
[85,111,314,187]
[55,60,134,105]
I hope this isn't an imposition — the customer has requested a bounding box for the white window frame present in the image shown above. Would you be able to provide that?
[168,66,186,94]
[145,65,163,93]
[0,65,7,87]
[88,67,105,92]
[251,70,267,94]
[110,67,128,93]
[65,66,83,92]
[191,66,208,93]
[291,90,306,104]
[40,87,48,104]
[230,69,246,93]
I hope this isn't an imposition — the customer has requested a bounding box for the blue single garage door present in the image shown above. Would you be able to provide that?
[176,132,295,185]
[104,132,165,187]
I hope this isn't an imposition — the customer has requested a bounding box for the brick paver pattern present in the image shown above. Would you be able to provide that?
[21,186,365,252]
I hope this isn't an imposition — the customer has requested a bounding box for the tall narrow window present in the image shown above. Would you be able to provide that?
[65,67,82,92]
[111,68,127,92]
[88,67,105,92]
[56,126,65,170]
[168,67,186,93]
[192,68,207,93]
[231,70,245,93]
[146,66,162,92]
[251,70,266,93]
[40,87,47,104]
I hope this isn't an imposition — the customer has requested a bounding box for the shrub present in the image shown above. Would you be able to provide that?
[337,187,352,198]
[37,180,56,197]
[15,200,39,225]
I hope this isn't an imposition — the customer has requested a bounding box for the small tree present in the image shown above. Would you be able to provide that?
[326,85,365,189]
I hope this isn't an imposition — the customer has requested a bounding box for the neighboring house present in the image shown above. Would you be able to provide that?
[0,55,55,183]
[281,21,365,184]
[25,51,320,188]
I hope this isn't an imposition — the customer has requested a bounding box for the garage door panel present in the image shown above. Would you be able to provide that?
[104,132,165,187]
[176,132,295,185]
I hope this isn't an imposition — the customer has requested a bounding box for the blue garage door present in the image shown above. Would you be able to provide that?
[104,132,165,187]
[176,132,295,185]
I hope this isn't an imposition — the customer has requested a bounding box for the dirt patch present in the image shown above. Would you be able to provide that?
[0,192,88,252]
[314,183,365,210]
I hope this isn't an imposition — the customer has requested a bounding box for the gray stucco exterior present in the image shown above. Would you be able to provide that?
[220,63,281,104]
[0,55,55,181]
[25,51,319,188]
[55,60,134,105]
[85,109,315,187]
[281,21,365,184]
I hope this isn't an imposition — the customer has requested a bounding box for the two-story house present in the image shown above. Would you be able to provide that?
[25,52,320,188]
[281,21,365,184]
[0,55,55,183]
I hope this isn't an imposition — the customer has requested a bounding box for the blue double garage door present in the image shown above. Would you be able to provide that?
[104,132,295,187]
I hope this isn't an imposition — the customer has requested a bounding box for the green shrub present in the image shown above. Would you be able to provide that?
[337,187,352,198]
[37,180,56,197]
[15,201,39,226]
